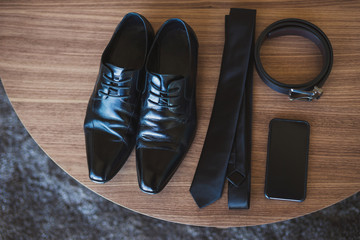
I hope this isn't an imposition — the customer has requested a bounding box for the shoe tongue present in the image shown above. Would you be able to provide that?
[150,72,183,90]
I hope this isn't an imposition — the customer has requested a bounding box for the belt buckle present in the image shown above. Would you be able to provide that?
[289,86,323,101]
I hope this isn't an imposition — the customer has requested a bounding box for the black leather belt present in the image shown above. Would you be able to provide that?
[254,19,333,101]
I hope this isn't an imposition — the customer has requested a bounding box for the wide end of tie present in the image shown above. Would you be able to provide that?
[189,184,222,209]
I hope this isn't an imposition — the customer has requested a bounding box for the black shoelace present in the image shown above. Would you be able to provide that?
[98,73,131,98]
[148,79,180,108]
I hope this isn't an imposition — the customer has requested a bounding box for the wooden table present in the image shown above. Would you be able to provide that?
[1,0,359,227]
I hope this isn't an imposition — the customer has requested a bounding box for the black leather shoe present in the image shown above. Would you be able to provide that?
[136,19,198,193]
[84,13,154,183]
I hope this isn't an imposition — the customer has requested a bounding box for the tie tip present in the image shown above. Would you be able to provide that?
[189,188,220,209]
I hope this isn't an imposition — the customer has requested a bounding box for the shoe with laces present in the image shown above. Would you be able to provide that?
[136,18,198,193]
[84,13,154,183]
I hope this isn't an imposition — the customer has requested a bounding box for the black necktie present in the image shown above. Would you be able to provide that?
[190,8,256,209]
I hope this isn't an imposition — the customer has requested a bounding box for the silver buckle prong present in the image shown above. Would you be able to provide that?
[289,86,323,101]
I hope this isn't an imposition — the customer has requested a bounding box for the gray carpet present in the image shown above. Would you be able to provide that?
[0,80,359,240]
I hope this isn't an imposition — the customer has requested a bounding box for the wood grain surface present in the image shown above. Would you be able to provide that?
[1,0,359,227]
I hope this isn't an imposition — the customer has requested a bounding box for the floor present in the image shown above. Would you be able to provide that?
[0,80,359,239]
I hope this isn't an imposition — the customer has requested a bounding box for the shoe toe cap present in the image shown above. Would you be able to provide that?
[136,148,181,194]
[86,129,132,183]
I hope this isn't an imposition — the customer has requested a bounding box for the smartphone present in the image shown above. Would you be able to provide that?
[265,118,310,202]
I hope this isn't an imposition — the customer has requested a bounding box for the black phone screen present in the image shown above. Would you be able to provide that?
[265,118,310,202]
